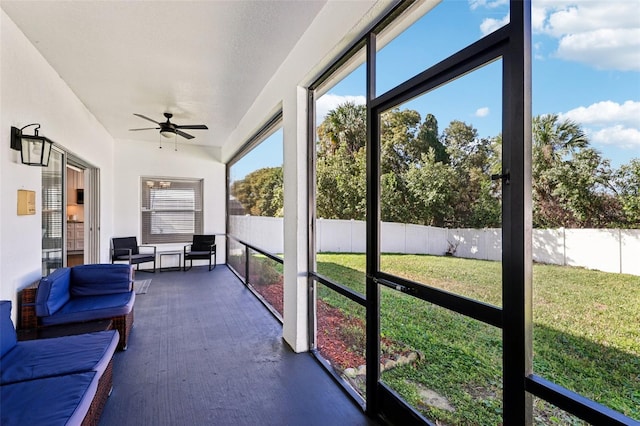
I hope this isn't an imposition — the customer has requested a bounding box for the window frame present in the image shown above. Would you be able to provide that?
[306,1,634,425]
[140,177,203,244]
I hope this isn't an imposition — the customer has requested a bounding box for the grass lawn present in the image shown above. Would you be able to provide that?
[316,253,640,425]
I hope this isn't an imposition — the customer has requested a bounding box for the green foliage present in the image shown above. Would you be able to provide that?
[230,166,283,217]
[317,102,503,227]
[248,254,281,287]
[234,104,637,229]
[404,150,457,226]
[316,143,367,220]
[317,101,366,156]
[614,158,640,226]
[531,114,625,228]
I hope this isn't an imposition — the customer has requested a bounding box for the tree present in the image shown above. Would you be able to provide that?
[532,114,621,228]
[316,144,366,220]
[404,149,457,226]
[379,108,426,222]
[614,158,640,226]
[317,102,366,156]
[230,167,283,217]
[533,114,589,227]
[418,113,448,163]
[380,108,425,175]
[315,104,634,229]
[441,120,501,227]
[315,102,368,220]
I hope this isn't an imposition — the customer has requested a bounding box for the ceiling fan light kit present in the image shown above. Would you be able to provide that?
[130,112,208,140]
[160,128,174,138]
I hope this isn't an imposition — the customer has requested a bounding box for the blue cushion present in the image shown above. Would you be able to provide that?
[70,263,133,296]
[0,372,98,426]
[0,300,17,358]
[0,330,119,385]
[40,292,135,326]
[35,268,71,317]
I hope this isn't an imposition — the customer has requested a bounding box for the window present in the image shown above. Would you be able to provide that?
[141,177,203,244]
[227,115,284,318]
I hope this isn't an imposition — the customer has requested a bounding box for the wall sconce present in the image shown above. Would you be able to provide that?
[10,123,54,167]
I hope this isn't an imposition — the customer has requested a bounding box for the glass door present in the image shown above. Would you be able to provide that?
[42,148,65,276]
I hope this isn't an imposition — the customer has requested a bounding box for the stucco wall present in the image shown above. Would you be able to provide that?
[1,10,117,318]
[112,138,227,264]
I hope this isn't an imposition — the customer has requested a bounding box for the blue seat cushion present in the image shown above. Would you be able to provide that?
[0,330,119,385]
[35,268,71,317]
[0,372,98,426]
[70,264,133,296]
[0,300,17,357]
[40,292,135,326]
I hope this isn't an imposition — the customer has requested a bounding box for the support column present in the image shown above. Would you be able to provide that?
[282,86,309,352]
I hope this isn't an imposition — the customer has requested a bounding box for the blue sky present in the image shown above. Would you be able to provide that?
[234,0,639,179]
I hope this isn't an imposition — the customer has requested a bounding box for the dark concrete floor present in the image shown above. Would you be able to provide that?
[99,266,377,426]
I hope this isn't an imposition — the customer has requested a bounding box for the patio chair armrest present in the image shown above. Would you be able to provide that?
[112,248,133,261]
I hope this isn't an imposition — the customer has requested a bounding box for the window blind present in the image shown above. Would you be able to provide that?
[141,178,203,244]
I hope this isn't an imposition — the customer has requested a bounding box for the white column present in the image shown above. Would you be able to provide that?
[281,86,309,352]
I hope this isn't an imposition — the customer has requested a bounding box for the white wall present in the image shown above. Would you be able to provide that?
[112,138,227,264]
[1,10,117,320]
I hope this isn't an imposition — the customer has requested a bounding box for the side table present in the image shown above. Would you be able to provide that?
[159,250,182,272]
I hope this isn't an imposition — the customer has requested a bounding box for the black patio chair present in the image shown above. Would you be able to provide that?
[183,235,216,271]
[111,236,156,273]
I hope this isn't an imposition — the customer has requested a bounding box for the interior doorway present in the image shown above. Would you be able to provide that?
[41,147,100,276]
[66,163,85,267]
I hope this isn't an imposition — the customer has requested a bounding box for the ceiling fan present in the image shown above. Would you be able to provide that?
[129,112,208,140]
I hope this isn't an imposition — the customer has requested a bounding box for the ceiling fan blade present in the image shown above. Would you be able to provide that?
[133,113,160,124]
[175,129,195,139]
[175,124,208,130]
[129,127,160,131]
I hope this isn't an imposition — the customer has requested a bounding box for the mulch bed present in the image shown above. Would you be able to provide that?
[250,276,284,317]
[251,279,410,371]
[316,300,367,369]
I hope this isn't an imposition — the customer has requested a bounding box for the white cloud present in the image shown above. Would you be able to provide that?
[560,100,640,127]
[469,0,508,11]
[315,93,366,122]
[475,107,490,117]
[480,13,510,35]
[536,2,639,37]
[589,125,640,150]
[556,28,640,71]
[560,100,640,150]
[532,1,640,71]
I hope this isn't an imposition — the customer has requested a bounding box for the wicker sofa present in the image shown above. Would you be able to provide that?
[20,263,135,350]
[0,300,119,426]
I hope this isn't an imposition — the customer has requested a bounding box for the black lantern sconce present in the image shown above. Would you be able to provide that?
[10,123,54,167]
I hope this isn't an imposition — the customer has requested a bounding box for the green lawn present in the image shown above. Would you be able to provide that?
[317,253,640,425]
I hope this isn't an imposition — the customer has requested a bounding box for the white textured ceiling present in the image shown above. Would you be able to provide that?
[1,0,327,147]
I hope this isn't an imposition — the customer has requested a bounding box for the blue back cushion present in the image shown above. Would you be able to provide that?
[70,264,133,296]
[36,268,71,317]
[0,300,17,357]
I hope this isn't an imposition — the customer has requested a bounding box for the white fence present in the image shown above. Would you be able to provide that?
[229,216,640,276]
